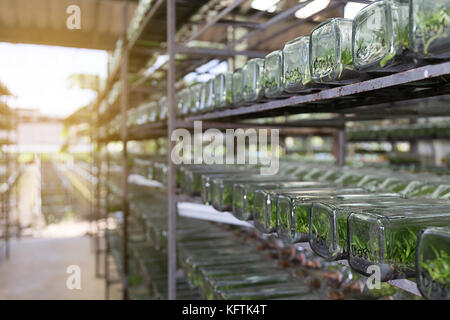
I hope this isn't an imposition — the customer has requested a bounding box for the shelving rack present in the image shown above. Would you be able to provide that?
[0,104,19,261]
[91,0,450,300]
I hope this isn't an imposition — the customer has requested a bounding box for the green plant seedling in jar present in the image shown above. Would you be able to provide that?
[189,83,203,114]
[203,78,215,112]
[214,72,233,108]
[309,194,404,261]
[264,50,288,98]
[283,35,326,93]
[410,0,450,59]
[232,181,329,222]
[310,18,364,84]
[232,68,245,106]
[242,58,265,103]
[348,201,450,281]
[353,0,413,72]
[180,87,191,116]
[416,226,450,300]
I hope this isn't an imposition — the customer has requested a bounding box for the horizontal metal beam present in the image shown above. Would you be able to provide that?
[186,62,450,121]
[185,0,246,43]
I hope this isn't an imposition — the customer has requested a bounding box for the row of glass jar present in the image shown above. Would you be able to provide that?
[178,163,449,299]
[174,0,450,115]
[100,96,169,138]
[347,122,450,140]
[124,188,404,300]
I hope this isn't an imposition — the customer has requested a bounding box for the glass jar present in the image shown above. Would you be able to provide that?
[211,175,292,212]
[126,108,137,128]
[215,282,320,300]
[348,202,450,281]
[232,181,329,221]
[353,0,412,72]
[410,0,450,59]
[158,97,167,121]
[416,226,450,300]
[264,50,286,98]
[277,188,368,243]
[214,72,233,108]
[190,83,203,114]
[283,36,321,93]
[432,184,450,199]
[232,68,244,106]
[309,194,404,261]
[180,88,191,116]
[203,78,215,112]
[146,101,158,123]
[310,18,362,84]
[198,82,207,113]
[242,58,265,103]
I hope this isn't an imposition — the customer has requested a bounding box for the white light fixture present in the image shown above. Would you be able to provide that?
[344,2,368,19]
[250,0,280,13]
[295,0,330,19]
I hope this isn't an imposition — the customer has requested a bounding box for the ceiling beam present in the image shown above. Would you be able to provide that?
[0,25,119,50]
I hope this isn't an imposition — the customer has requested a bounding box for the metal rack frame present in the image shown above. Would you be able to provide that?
[91,0,450,300]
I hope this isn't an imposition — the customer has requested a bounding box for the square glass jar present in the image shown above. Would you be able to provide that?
[210,175,291,212]
[353,0,411,72]
[309,194,404,261]
[283,36,320,93]
[277,188,368,244]
[203,78,215,111]
[232,68,244,106]
[416,226,450,300]
[180,88,191,116]
[135,103,149,125]
[263,50,286,98]
[126,108,138,128]
[148,101,159,123]
[158,96,167,121]
[410,0,450,59]
[190,83,203,114]
[214,72,233,108]
[232,181,329,221]
[310,18,362,84]
[348,202,450,281]
[242,58,265,103]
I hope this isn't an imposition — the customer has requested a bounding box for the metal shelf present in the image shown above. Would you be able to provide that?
[186,62,450,121]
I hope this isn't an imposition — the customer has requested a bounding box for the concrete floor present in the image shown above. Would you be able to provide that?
[0,236,107,300]
[0,164,122,300]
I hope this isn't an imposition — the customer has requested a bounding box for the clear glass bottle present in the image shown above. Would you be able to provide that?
[264,50,286,98]
[203,78,215,112]
[276,188,367,243]
[348,202,450,281]
[310,18,362,84]
[198,82,207,113]
[214,72,233,108]
[211,175,291,212]
[353,0,412,72]
[190,83,203,114]
[232,181,329,221]
[410,0,450,59]
[242,58,265,103]
[127,108,138,128]
[416,226,450,300]
[232,68,244,106]
[180,87,191,116]
[283,36,322,93]
[135,103,149,125]
[156,96,169,121]
[149,101,160,123]
[309,194,404,261]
